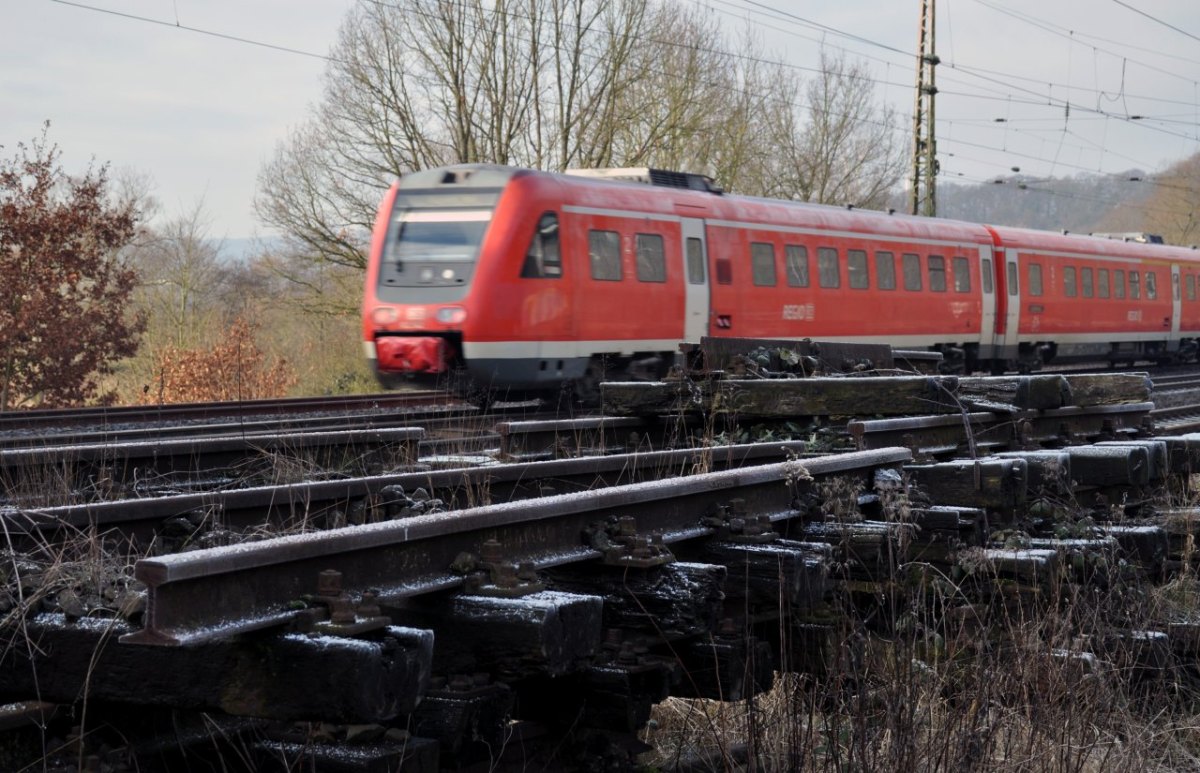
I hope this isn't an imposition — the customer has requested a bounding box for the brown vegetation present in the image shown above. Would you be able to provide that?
[139,316,296,404]
[0,124,144,410]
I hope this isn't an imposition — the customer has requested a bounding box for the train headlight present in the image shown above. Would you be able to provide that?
[435,306,467,324]
[372,306,398,325]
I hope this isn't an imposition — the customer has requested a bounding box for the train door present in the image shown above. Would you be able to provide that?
[992,249,1021,362]
[1171,264,1182,350]
[680,218,710,344]
[978,245,996,357]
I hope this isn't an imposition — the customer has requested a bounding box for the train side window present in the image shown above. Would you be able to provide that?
[902,253,922,291]
[588,230,622,281]
[1064,266,1077,297]
[716,258,733,285]
[751,242,777,286]
[876,251,896,290]
[1188,274,1196,301]
[848,250,869,289]
[952,257,970,292]
[1130,271,1141,299]
[818,247,840,288]
[1146,271,1157,299]
[520,212,561,278]
[928,255,946,292]
[1028,264,1043,296]
[785,245,809,287]
[635,233,666,282]
[1082,267,1094,298]
[1114,269,1126,299]
[1098,269,1110,298]
[981,257,994,293]
[686,238,705,284]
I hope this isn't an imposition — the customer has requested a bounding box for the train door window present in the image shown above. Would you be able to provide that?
[751,242,777,286]
[635,233,666,282]
[1098,269,1110,298]
[1146,271,1157,299]
[1006,261,1018,295]
[902,253,922,291]
[1173,273,1180,301]
[952,257,970,292]
[785,245,809,287]
[818,247,840,288]
[1114,269,1126,299]
[982,257,994,293]
[1064,266,1077,297]
[876,251,896,289]
[1130,271,1141,299]
[1188,274,1197,301]
[686,238,705,284]
[928,255,947,292]
[520,212,562,279]
[848,250,869,289]
[1028,264,1043,296]
[588,230,622,281]
[1081,267,1094,298]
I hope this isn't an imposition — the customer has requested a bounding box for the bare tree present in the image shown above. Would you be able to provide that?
[256,1,906,305]
[132,200,227,350]
[760,50,907,207]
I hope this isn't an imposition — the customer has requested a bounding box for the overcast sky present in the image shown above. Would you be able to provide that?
[4,0,1199,241]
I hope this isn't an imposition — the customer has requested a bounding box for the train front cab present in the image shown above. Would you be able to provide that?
[363,165,692,400]
[363,166,522,392]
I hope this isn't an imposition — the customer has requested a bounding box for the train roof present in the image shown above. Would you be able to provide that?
[985,223,1200,264]
[392,164,1200,262]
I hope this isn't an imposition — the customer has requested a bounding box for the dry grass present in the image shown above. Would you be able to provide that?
[644,579,1200,772]
[641,465,1200,772]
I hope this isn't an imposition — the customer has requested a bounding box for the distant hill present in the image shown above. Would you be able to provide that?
[899,171,1156,234]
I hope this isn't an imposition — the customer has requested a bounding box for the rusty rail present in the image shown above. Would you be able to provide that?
[125,447,911,646]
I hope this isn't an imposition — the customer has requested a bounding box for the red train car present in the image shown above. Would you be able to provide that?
[361,164,1200,399]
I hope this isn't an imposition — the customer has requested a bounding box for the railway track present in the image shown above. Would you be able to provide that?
[1150,372,1200,433]
[0,389,456,427]
[7,356,1200,771]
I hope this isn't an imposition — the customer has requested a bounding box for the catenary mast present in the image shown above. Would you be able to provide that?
[909,0,939,216]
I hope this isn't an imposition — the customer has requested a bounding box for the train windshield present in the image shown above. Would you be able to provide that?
[391,210,492,262]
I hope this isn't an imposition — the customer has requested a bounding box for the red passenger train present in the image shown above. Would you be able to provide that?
[362,164,1200,399]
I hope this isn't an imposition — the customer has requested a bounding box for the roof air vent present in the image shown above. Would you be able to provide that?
[564,167,723,194]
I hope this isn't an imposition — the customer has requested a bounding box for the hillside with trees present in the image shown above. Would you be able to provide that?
[910,172,1150,234]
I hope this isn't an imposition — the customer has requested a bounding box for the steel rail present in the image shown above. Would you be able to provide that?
[1152,403,1200,434]
[851,401,1155,457]
[5,440,811,539]
[0,404,543,451]
[0,428,426,498]
[124,447,911,646]
[0,390,462,435]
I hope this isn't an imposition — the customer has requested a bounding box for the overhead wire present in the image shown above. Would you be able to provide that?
[49,0,1200,203]
[48,0,340,63]
[1111,0,1200,44]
